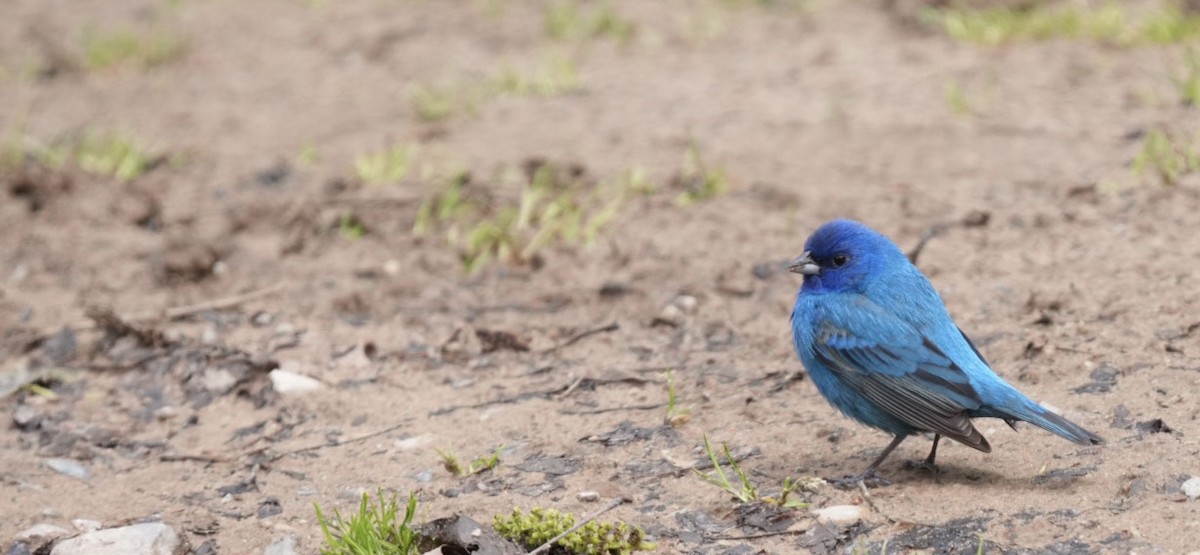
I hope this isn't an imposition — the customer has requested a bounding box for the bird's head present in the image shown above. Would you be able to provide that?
[788,219,908,294]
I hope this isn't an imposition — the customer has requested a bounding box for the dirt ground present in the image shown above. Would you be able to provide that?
[3,0,1200,553]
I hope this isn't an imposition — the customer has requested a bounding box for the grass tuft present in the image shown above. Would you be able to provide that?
[674,142,728,205]
[493,507,656,554]
[664,370,691,427]
[1174,49,1200,107]
[925,2,1200,46]
[355,143,416,185]
[694,436,811,509]
[1134,128,1199,185]
[1,130,160,181]
[435,446,503,476]
[314,490,420,555]
[84,27,186,71]
[544,0,636,44]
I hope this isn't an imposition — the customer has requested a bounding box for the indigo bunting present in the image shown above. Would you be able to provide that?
[789,219,1102,484]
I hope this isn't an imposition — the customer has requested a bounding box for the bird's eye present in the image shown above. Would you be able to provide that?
[831,254,849,268]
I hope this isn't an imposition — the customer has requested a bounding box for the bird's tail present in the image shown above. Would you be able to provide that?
[995,399,1104,446]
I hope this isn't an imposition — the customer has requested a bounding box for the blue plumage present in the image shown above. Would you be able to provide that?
[789,219,1102,484]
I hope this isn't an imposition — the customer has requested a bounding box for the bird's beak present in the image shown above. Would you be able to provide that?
[787,252,820,275]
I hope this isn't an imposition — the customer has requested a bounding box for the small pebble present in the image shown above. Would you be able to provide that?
[810,504,867,527]
[263,535,299,555]
[674,295,698,313]
[653,304,683,327]
[72,519,102,533]
[269,369,323,395]
[45,458,90,480]
[16,523,70,542]
[12,404,38,429]
[1181,475,1200,500]
[577,491,600,502]
[413,469,435,483]
[50,522,179,555]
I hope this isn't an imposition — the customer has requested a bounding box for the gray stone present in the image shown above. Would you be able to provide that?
[15,523,70,542]
[45,458,90,480]
[263,535,298,555]
[50,522,180,555]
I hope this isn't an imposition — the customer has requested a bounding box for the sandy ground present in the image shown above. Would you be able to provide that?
[3,0,1200,553]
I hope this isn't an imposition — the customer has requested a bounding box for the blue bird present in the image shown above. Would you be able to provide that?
[789,219,1102,485]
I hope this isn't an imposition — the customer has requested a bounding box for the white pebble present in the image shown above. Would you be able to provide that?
[269,369,323,395]
[51,522,179,555]
[810,504,867,526]
[16,523,71,542]
[72,519,103,533]
[1182,475,1200,500]
[674,295,698,313]
[577,491,600,502]
[46,458,90,480]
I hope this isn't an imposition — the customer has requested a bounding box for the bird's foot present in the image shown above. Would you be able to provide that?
[902,459,941,474]
[827,472,892,490]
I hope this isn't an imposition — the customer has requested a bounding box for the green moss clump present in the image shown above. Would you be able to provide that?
[492,507,656,554]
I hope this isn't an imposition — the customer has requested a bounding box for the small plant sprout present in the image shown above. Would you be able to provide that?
[664,370,691,427]
[409,83,457,122]
[1174,49,1200,107]
[544,0,636,44]
[675,141,728,206]
[945,80,972,117]
[338,212,366,240]
[355,143,416,185]
[297,143,319,167]
[925,2,1200,46]
[75,131,159,181]
[414,170,472,236]
[490,56,582,97]
[436,446,503,476]
[760,476,811,509]
[1134,128,1200,185]
[83,27,187,71]
[314,490,420,555]
[694,436,757,503]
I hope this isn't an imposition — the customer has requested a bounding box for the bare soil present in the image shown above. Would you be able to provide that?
[3,1,1200,553]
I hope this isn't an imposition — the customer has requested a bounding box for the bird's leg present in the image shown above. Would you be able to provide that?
[830,435,906,489]
[924,434,940,466]
[903,434,942,473]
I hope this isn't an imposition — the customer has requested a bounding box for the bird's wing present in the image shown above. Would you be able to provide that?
[812,297,991,452]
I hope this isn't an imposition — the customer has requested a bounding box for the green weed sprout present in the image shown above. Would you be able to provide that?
[544,0,635,43]
[338,213,366,240]
[84,27,186,70]
[355,143,415,185]
[675,142,728,205]
[664,370,691,427]
[1134,129,1199,185]
[435,446,503,476]
[315,490,420,555]
[76,132,156,181]
[1174,49,1200,107]
[493,507,656,554]
[925,2,1200,46]
[694,436,757,503]
[409,84,457,122]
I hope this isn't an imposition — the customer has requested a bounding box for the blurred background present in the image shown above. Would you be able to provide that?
[3,0,1200,553]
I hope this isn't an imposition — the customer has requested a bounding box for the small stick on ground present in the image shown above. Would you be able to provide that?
[541,322,619,353]
[527,496,632,555]
[906,224,946,265]
[38,283,288,340]
[263,421,410,462]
